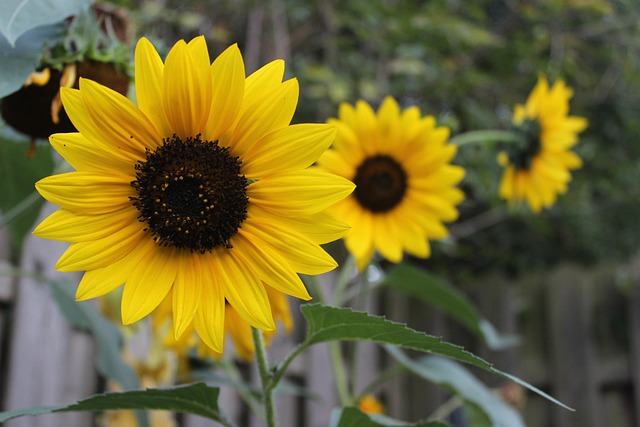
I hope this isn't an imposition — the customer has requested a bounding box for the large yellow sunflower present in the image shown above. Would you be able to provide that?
[498,76,588,212]
[33,36,354,352]
[316,97,465,271]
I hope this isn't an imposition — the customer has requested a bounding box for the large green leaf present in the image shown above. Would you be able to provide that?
[0,24,63,97]
[0,0,87,46]
[382,264,519,350]
[0,383,224,423]
[0,138,54,249]
[329,407,448,427]
[387,346,524,427]
[300,304,570,410]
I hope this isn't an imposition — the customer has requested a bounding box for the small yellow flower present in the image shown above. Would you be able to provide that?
[498,76,588,212]
[317,97,465,270]
[34,36,354,353]
[358,394,385,415]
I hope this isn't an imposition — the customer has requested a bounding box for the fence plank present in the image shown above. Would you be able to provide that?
[627,273,640,427]
[546,265,603,427]
[2,203,97,427]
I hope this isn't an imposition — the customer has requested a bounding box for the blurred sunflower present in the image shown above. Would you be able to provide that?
[316,97,465,270]
[498,76,588,212]
[33,36,353,352]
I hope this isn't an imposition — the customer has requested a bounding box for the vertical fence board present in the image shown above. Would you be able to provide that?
[627,280,640,427]
[547,265,603,427]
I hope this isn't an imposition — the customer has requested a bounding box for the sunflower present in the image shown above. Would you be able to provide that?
[316,97,465,271]
[33,36,354,352]
[498,76,588,212]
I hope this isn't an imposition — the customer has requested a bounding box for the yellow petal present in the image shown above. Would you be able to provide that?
[248,169,355,215]
[60,88,141,164]
[410,165,465,190]
[372,215,404,264]
[251,205,350,244]
[230,79,299,156]
[391,210,430,259]
[341,202,375,270]
[193,253,225,352]
[232,231,311,300]
[172,254,202,338]
[244,59,285,100]
[34,208,139,242]
[163,38,212,138]
[75,238,152,300]
[242,124,336,178]
[49,133,132,174]
[241,218,337,275]
[377,96,401,135]
[56,221,146,272]
[80,79,161,153]
[215,248,275,331]
[204,44,245,140]
[36,172,133,214]
[121,244,178,324]
[134,37,173,138]
[316,148,358,180]
[224,306,254,361]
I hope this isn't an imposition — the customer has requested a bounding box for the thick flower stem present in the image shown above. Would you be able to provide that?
[449,130,520,147]
[252,327,277,427]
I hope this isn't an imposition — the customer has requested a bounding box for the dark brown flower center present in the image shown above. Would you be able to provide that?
[130,134,248,252]
[353,155,407,213]
[506,119,542,170]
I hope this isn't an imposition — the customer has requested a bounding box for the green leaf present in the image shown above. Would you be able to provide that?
[0,383,223,423]
[300,304,571,410]
[382,264,519,350]
[0,138,54,249]
[387,346,524,427]
[0,24,63,97]
[329,407,448,427]
[0,0,88,46]
[48,280,141,392]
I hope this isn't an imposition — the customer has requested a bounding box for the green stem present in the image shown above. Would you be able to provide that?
[332,255,355,306]
[449,130,520,147]
[272,343,306,387]
[251,328,276,427]
[348,265,373,397]
[330,341,353,406]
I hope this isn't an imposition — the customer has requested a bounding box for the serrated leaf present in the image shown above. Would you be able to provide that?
[383,264,519,350]
[302,304,494,369]
[387,346,524,427]
[0,138,54,249]
[0,24,63,97]
[0,0,88,46]
[329,407,448,427]
[300,304,571,410]
[0,383,223,423]
[48,280,140,391]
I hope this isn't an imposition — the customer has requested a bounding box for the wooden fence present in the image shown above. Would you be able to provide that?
[2,203,640,426]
